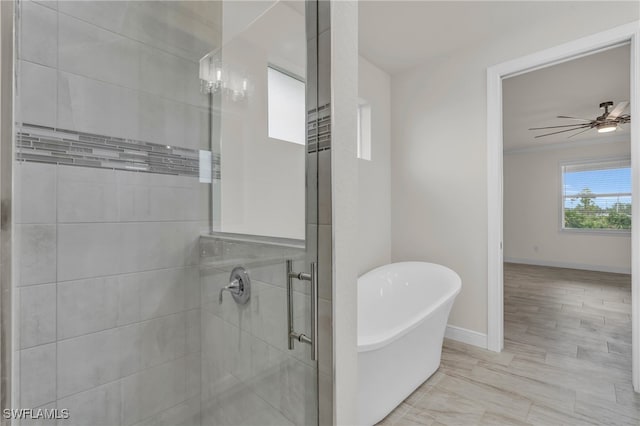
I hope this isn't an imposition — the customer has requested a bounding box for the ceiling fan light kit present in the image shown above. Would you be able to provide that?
[597,122,618,133]
[528,100,630,139]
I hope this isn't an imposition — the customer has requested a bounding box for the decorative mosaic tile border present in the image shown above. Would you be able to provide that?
[307,103,331,153]
[16,123,221,179]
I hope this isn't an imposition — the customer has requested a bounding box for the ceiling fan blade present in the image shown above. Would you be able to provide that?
[567,127,594,139]
[557,115,592,121]
[533,125,591,138]
[529,123,592,130]
[607,101,629,119]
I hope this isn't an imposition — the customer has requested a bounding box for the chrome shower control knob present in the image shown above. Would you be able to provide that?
[218,266,251,305]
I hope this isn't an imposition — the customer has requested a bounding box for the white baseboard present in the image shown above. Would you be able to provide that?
[445,325,487,349]
[504,257,631,275]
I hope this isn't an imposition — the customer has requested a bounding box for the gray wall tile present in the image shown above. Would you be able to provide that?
[58,13,140,89]
[136,268,185,320]
[14,162,56,224]
[57,1,129,33]
[254,356,316,426]
[57,329,120,398]
[200,311,230,401]
[119,313,187,377]
[185,352,200,400]
[120,222,197,273]
[186,309,201,354]
[250,281,288,349]
[117,276,141,326]
[20,1,57,67]
[57,1,219,62]
[138,45,204,107]
[58,9,206,108]
[20,343,56,408]
[117,182,201,222]
[138,92,207,150]
[139,313,187,369]
[57,276,119,340]
[118,324,142,378]
[18,61,57,127]
[57,223,121,281]
[201,379,292,426]
[56,381,122,426]
[132,395,200,426]
[185,268,201,310]
[57,71,140,141]
[32,0,57,11]
[20,283,56,349]
[58,166,118,223]
[121,357,187,426]
[18,224,56,286]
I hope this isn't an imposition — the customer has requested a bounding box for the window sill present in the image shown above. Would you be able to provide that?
[560,228,631,237]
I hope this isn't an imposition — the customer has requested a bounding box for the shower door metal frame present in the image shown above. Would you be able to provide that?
[0,0,14,422]
[307,1,334,424]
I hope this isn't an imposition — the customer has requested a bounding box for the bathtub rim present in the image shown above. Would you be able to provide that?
[357,261,461,353]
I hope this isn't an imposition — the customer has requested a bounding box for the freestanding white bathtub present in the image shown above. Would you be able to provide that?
[357,262,461,425]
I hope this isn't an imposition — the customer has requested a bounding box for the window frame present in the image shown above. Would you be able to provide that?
[559,156,632,236]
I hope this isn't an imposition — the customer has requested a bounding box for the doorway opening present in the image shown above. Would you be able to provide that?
[487,22,640,391]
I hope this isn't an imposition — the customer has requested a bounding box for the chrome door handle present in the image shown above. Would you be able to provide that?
[286,260,318,361]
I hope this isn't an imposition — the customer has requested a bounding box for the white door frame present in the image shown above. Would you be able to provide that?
[487,21,640,391]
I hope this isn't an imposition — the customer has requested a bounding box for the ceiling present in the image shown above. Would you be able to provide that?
[359,1,634,152]
[503,45,630,151]
[358,1,638,75]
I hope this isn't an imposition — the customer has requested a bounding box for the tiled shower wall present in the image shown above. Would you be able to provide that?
[15,1,219,424]
[15,163,208,425]
[198,236,320,425]
[18,0,216,149]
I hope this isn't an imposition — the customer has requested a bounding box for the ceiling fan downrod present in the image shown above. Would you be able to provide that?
[598,101,614,121]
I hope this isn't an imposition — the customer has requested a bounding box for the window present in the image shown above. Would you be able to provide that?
[561,158,631,231]
[267,66,305,145]
[357,101,371,160]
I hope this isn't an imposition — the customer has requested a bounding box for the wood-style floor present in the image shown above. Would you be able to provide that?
[377,263,639,425]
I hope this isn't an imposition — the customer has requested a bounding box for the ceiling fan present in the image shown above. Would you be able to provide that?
[528,101,631,139]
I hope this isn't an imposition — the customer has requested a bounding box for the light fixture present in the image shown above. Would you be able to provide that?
[597,122,617,133]
[199,50,249,101]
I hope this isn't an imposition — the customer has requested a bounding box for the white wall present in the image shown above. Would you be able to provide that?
[358,56,391,275]
[331,1,359,424]
[504,141,631,273]
[391,4,639,335]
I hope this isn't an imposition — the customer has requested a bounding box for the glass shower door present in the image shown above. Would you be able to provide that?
[10,1,320,425]
[198,1,319,424]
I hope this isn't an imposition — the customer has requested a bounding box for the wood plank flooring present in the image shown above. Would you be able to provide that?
[377,263,639,425]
